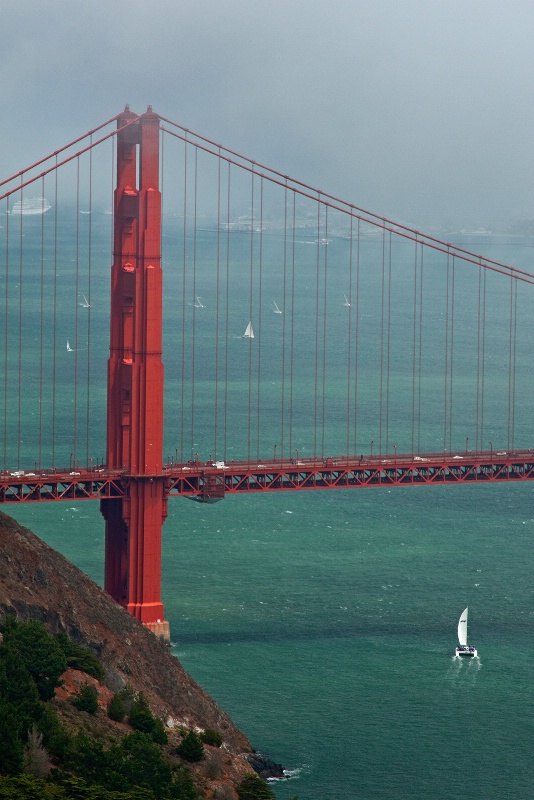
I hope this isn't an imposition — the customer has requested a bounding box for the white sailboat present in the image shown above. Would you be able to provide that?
[242,321,254,339]
[343,293,351,307]
[455,607,478,658]
[67,340,74,352]
[194,295,205,308]
[79,293,90,308]
[272,301,282,314]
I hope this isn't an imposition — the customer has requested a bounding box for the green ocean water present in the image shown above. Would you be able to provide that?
[3,213,534,798]
[9,482,534,799]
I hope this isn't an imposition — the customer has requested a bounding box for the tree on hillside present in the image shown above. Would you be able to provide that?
[236,774,275,800]
[176,730,204,763]
[119,731,173,796]
[108,692,126,722]
[55,632,105,681]
[72,683,99,715]
[0,618,66,701]
[0,698,24,776]
[127,692,167,744]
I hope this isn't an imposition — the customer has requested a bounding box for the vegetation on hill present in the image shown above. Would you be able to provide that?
[0,617,278,800]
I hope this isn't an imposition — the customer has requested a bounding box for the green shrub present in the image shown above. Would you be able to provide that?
[119,731,173,795]
[37,705,72,762]
[176,730,204,763]
[151,717,168,746]
[200,727,223,747]
[0,618,66,701]
[107,692,126,722]
[127,692,166,743]
[0,698,25,775]
[0,645,41,734]
[236,774,275,800]
[55,633,105,681]
[72,682,99,714]
[127,692,154,734]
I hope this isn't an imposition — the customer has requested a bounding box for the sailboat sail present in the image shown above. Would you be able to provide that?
[243,321,254,339]
[457,607,468,647]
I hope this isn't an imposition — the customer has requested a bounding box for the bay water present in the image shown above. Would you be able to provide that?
[3,214,534,799]
[9,479,534,799]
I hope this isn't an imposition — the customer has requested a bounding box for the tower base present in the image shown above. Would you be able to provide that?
[143,619,171,642]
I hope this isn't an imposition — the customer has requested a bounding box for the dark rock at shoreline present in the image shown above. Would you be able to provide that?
[246,752,285,779]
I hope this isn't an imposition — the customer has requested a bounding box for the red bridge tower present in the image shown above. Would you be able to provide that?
[100,107,169,640]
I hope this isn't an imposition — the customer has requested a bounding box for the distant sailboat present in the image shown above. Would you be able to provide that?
[455,607,478,658]
[343,293,351,307]
[272,301,282,315]
[243,321,254,339]
[194,295,205,308]
[79,293,90,308]
[67,340,74,352]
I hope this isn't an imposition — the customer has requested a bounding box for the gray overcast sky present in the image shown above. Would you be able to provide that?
[2,0,533,227]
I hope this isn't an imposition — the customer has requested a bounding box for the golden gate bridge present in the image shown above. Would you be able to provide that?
[1,106,533,639]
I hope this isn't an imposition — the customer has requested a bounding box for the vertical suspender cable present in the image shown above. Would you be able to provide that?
[313,197,320,459]
[86,137,93,465]
[180,136,187,461]
[288,192,296,459]
[443,251,450,451]
[378,225,385,455]
[280,182,288,457]
[385,231,392,453]
[411,239,418,453]
[52,160,58,467]
[17,177,23,467]
[346,214,353,456]
[73,157,80,467]
[39,178,46,469]
[480,265,487,450]
[417,244,424,454]
[223,163,231,460]
[3,198,9,470]
[214,149,222,460]
[190,149,198,454]
[448,257,455,452]
[246,168,254,462]
[511,277,518,452]
[353,219,360,455]
[256,177,264,460]
[507,274,518,451]
[321,206,328,458]
[475,260,482,451]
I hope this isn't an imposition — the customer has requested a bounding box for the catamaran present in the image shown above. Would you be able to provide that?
[455,607,478,658]
[242,321,254,339]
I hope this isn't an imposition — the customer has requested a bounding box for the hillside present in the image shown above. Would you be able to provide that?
[0,510,283,796]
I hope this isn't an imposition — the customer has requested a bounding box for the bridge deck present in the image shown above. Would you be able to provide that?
[1,450,533,503]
